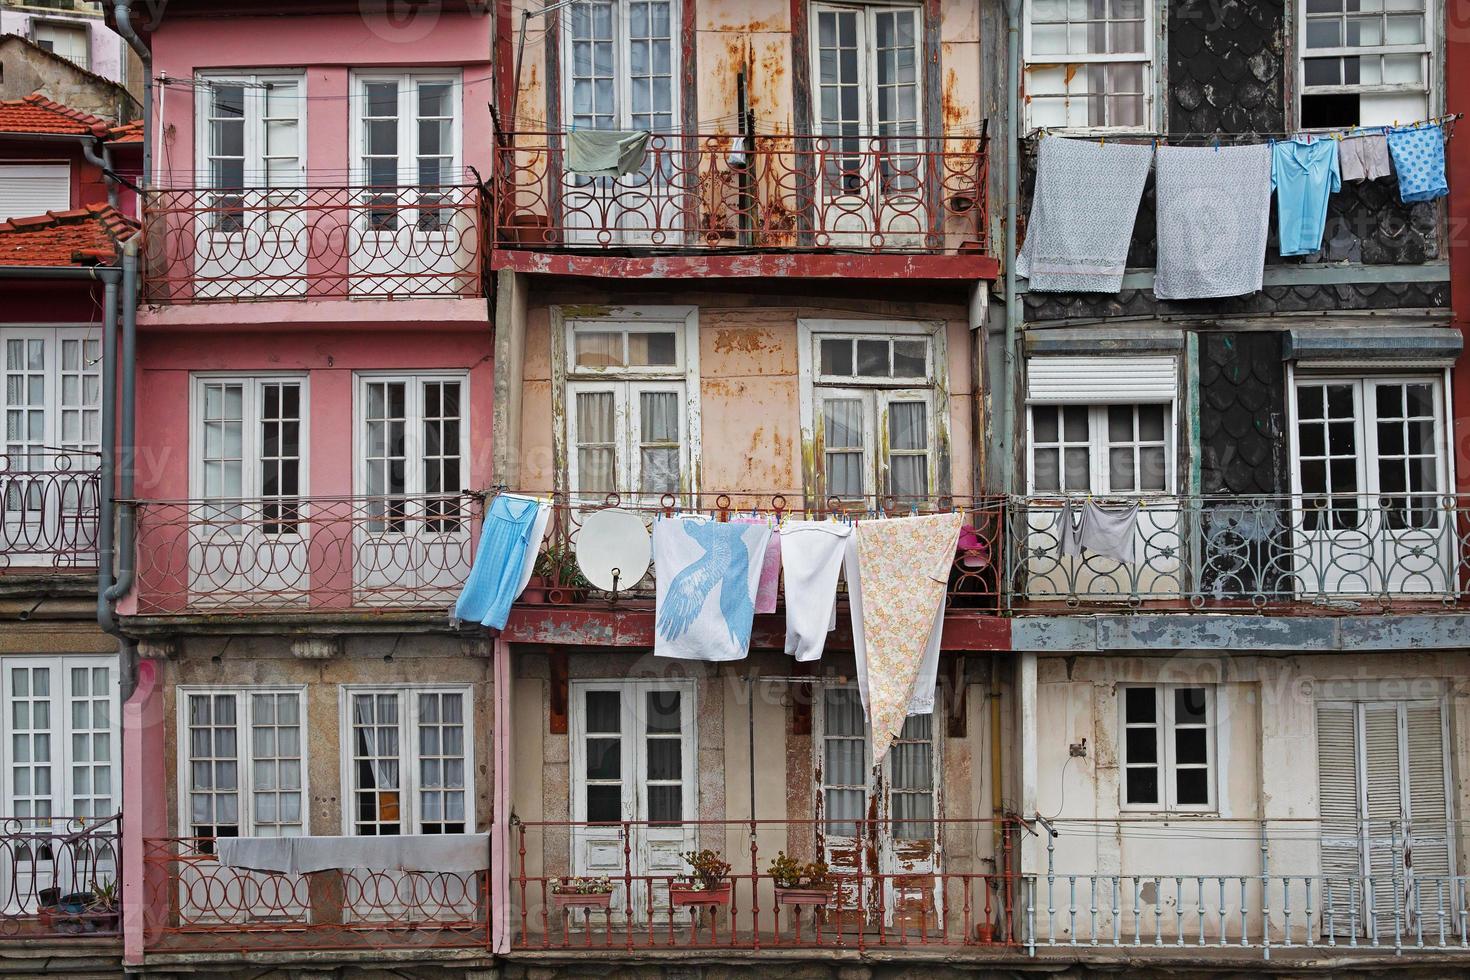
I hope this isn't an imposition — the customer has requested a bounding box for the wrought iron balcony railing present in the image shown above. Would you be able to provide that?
[0,450,101,572]
[493,132,989,255]
[0,815,120,939]
[128,493,483,615]
[142,184,485,304]
[142,838,488,953]
[1007,494,1470,610]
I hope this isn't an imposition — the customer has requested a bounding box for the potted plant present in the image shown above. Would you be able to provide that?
[36,886,60,930]
[669,849,732,906]
[768,852,833,906]
[534,545,591,604]
[86,880,120,933]
[549,875,615,909]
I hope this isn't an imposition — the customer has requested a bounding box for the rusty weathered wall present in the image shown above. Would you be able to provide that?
[508,0,985,137]
[155,635,495,839]
[516,286,978,499]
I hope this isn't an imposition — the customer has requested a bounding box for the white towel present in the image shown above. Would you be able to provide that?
[780,521,852,663]
[653,516,772,661]
[216,833,490,874]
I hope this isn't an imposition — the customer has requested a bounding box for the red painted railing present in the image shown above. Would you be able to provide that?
[511,817,1020,951]
[494,132,989,255]
[128,493,483,615]
[142,838,489,953]
[0,815,120,939]
[524,492,1004,610]
[0,450,101,572]
[142,184,486,303]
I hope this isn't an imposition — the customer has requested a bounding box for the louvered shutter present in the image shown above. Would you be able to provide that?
[0,164,71,221]
[1361,702,1405,934]
[1405,702,1452,927]
[1316,703,1363,934]
[1026,356,1178,403]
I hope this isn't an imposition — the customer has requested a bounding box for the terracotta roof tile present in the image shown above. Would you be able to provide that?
[0,92,112,137]
[0,202,139,267]
[106,119,144,143]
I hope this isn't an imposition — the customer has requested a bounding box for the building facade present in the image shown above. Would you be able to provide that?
[0,0,1466,977]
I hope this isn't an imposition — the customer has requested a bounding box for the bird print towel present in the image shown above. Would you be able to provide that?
[847,512,962,765]
[653,516,772,661]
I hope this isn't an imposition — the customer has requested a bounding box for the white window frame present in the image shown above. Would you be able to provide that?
[1119,684,1216,814]
[0,656,118,822]
[352,371,470,503]
[188,374,309,503]
[568,678,698,825]
[175,685,309,839]
[1025,402,1176,495]
[1295,0,1436,130]
[1021,0,1159,133]
[798,319,949,503]
[337,685,476,837]
[31,18,91,71]
[2,326,102,455]
[554,307,701,501]
[809,3,925,136]
[1286,369,1452,512]
[349,71,463,188]
[559,0,682,132]
[193,70,306,189]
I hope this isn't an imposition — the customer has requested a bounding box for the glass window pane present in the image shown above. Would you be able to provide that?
[1125,687,1156,724]
[585,691,620,733]
[820,338,854,376]
[856,339,889,377]
[645,690,680,733]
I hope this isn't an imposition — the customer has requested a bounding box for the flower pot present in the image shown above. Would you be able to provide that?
[975,921,996,944]
[669,882,732,907]
[521,575,549,604]
[545,585,586,604]
[774,886,832,907]
[552,891,614,909]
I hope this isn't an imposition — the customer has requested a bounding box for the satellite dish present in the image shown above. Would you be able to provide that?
[575,509,651,592]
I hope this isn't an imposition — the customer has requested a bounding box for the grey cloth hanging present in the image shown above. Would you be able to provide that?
[566,130,652,177]
[1059,499,1141,565]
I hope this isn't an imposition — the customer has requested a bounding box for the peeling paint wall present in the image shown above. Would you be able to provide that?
[155,635,495,839]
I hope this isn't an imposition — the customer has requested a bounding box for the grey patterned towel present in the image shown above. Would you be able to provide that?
[1017,137,1154,293]
[1154,143,1272,300]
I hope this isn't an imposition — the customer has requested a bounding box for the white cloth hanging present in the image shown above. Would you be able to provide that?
[653,516,771,661]
[779,521,853,663]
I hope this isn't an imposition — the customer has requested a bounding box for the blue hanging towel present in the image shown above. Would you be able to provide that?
[453,493,543,630]
[1386,124,1449,204]
[1271,138,1341,257]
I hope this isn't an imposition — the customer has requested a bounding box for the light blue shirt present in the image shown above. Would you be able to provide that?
[1271,139,1341,257]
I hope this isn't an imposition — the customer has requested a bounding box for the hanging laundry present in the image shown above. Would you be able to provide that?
[653,516,771,661]
[1338,133,1392,182]
[566,129,651,177]
[1016,136,1154,293]
[779,521,852,663]
[1059,498,1142,565]
[845,512,962,766]
[736,518,782,615]
[1271,138,1341,257]
[1154,143,1272,300]
[452,493,550,630]
[1387,124,1449,204]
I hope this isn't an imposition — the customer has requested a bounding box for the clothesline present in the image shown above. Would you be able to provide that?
[1033,112,1462,147]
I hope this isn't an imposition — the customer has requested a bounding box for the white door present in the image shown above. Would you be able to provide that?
[811,5,927,249]
[195,78,306,300]
[1316,700,1454,939]
[561,0,684,246]
[1292,378,1451,598]
[571,681,696,922]
[350,75,470,297]
[815,686,942,929]
[190,379,307,607]
[0,659,118,915]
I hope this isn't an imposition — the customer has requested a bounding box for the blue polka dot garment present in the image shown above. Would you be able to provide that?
[1386,124,1449,204]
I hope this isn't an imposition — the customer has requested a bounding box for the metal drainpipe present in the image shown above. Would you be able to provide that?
[81,140,119,210]
[1001,0,1023,495]
[102,244,140,700]
[112,2,152,187]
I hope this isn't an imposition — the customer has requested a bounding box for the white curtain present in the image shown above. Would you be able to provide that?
[353,694,401,830]
[576,391,617,494]
[823,399,865,497]
[639,391,680,493]
[886,402,928,497]
[823,689,866,837]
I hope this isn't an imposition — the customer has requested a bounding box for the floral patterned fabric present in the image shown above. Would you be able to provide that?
[846,512,962,765]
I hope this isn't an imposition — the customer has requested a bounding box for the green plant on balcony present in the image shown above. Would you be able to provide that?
[767,852,831,891]
[531,544,590,601]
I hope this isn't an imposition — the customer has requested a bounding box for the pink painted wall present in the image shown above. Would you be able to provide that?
[134,327,495,501]
[148,11,494,186]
